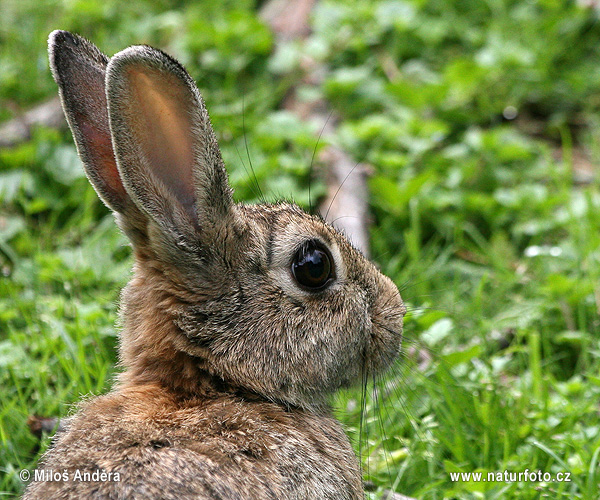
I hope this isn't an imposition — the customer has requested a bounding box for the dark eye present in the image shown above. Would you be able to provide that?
[291,241,334,290]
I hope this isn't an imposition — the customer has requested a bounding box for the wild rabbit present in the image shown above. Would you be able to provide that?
[22,30,405,499]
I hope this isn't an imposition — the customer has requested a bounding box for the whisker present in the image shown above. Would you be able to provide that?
[384,367,430,439]
[324,160,362,222]
[242,96,264,202]
[373,372,393,487]
[330,215,360,225]
[308,110,334,213]
[234,145,263,201]
[359,356,369,474]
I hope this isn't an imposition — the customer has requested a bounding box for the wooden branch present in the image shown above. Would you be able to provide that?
[259,0,371,256]
[260,0,317,40]
[0,97,65,148]
[319,142,371,256]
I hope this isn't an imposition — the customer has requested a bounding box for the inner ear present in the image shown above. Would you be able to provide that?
[107,45,234,237]
[121,65,196,213]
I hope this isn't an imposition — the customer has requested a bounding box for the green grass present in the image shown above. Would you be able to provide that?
[1,0,600,498]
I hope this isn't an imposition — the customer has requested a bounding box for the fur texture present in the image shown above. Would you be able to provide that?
[23,31,405,499]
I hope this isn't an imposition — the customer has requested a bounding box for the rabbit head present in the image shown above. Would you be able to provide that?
[49,31,405,410]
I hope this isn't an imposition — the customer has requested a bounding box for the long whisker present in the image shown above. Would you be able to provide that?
[308,110,334,213]
[359,355,368,472]
[330,215,360,225]
[373,371,393,487]
[324,160,362,221]
[234,145,263,201]
[242,96,264,202]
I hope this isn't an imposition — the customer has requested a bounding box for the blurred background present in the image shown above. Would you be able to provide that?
[1,0,599,498]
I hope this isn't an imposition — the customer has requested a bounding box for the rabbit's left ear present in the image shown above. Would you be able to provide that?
[48,30,133,214]
[106,46,234,240]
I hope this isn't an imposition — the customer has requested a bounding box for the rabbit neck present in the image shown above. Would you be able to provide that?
[114,256,300,410]
[114,256,217,395]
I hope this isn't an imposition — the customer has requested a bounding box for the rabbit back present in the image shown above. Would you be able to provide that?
[23,383,363,500]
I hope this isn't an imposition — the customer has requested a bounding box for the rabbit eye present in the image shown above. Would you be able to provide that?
[291,241,334,290]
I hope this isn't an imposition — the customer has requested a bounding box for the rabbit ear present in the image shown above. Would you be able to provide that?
[48,30,130,213]
[105,46,233,237]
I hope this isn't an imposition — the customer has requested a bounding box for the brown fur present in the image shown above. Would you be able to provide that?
[24,384,363,499]
[23,31,405,499]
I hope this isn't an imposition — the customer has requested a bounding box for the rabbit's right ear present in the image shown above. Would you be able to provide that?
[48,30,130,213]
[105,45,234,242]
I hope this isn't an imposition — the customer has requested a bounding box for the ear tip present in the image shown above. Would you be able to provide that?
[107,44,193,87]
[48,30,83,55]
[48,31,69,82]
[48,30,68,68]
[48,29,69,46]
[48,30,108,73]
[107,45,153,70]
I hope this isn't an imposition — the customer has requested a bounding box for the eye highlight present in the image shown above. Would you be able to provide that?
[291,240,335,291]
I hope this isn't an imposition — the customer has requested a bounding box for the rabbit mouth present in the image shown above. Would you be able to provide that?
[367,319,404,373]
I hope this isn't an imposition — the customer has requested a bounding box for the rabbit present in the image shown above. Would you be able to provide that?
[22,30,406,500]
